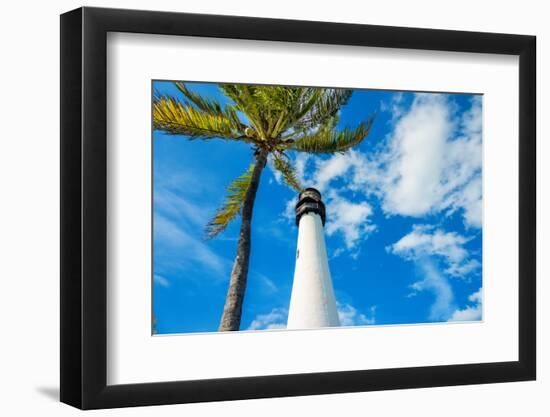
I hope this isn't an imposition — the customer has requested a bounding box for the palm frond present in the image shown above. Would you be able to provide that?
[205,164,255,239]
[266,88,318,138]
[272,155,302,192]
[153,95,248,141]
[219,85,266,138]
[286,115,374,154]
[174,82,226,116]
[217,85,354,143]
[292,89,353,133]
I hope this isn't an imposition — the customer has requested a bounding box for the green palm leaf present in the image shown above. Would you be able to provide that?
[174,82,226,116]
[206,164,255,239]
[286,115,374,154]
[292,89,353,133]
[272,155,302,192]
[153,95,248,141]
[219,84,266,138]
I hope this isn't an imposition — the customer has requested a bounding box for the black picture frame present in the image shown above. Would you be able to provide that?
[60,6,536,410]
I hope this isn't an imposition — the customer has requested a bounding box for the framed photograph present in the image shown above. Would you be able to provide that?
[60,6,536,409]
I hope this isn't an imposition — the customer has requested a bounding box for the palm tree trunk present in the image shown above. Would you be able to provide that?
[219,150,268,331]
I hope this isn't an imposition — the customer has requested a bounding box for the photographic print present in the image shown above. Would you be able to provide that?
[152,81,483,335]
[60,9,536,407]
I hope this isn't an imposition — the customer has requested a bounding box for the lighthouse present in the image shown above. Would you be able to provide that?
[287,188,340,329]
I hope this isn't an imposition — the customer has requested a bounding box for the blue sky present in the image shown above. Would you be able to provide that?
[152,81,483,334]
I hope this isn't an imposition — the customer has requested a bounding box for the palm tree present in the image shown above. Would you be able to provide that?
[153,83,374,331]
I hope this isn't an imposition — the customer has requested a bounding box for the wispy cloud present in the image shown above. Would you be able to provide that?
[284,151,377,252]
[337,302,376,326]
[257,220,295,248]
[247,308,288,330]
[154,188,209,228]
[387,224,480,278]
[388,225,481,321]
[449,288,482,321]
[257,273,279,295]
[289,94,482,249]
[408,259,456,321]
[154,214,227,277]
[153,169,234,281]
[379,91,406,121]
[153,274,171,287]
[267,154,284,185]
[280,93,482,260]
[247,303,376,330]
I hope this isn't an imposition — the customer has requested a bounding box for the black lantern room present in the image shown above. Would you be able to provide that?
[295,187,326,226]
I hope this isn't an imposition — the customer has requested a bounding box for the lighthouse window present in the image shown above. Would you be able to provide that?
[296,249,299,259]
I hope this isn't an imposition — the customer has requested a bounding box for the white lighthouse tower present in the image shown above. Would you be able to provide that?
[287,188,340,329]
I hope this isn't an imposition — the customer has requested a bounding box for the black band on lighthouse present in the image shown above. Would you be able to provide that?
[295,187,326,226]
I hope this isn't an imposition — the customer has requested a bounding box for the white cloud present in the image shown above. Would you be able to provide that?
[283,197,297,223]
[267,155,284,185]
[282,94,482,257]
[389,224,481,321]
[381,94,453,216]
[388,224,480,278]
[337,303,376,326]
[307,150,372,194]
[379,92,406,120]
[449,288,483,321]
[408,259,455,321]
[247,308,287,330]
[447,175,482,229]
[379,94,482,227]
[296,94,482,231]
[153,274,170,287]
[294,153,313,186]
[445,259,480,277]
[248,303,376,330]
[468,287,483,304]
[325,191,376,250]
[313,153,355,192]
[281,154,376,252]
[330,247,346,259]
